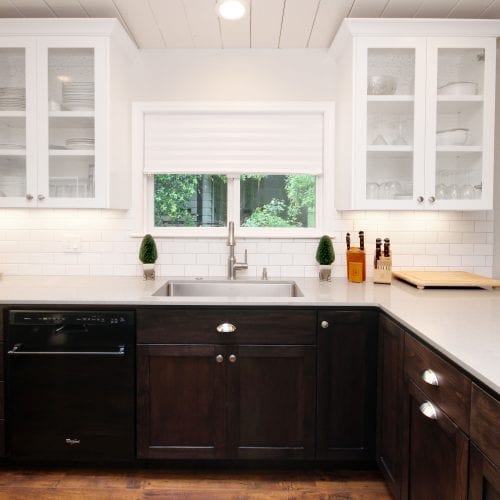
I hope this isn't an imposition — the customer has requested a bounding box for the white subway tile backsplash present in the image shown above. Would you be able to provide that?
[0,209,494,277]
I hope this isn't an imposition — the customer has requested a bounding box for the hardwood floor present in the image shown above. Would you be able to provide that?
[0,466,392,499]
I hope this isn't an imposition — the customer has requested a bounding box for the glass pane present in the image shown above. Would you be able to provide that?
[240,175,316,228]
[367,101,414,146]
[367,48,415,96]
[154,174,227,227]
[48,48,95,199]
[436,101,482,148]
[0,48,27,197]
[366,152,413,200]
[437,49,484,95]
[435,152,482,201]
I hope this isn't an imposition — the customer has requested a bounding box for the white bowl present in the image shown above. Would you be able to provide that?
[436,128,469,146]
[367,75,397,95]
[438,81,478,95]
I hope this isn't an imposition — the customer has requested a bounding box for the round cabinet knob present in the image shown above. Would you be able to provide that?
[428,196,436,204]
[417,196,424,203]
[321,321,329,329]
[215,354,224,363]
[25,193,33,201]
[229,354,237,363]
[37,194,45,201]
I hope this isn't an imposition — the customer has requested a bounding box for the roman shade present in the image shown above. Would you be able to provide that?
[143,111,324,175]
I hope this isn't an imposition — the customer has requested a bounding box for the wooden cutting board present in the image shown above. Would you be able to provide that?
[392,271,500,290]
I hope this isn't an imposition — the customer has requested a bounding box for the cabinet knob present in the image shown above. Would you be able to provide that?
[215,354,224,363]
[428,196,436,204]
[321,320,329,329]
[421,369,439,386]
[216,323,236,333]
[65,438,81,446]
[25,193,33,201]
[416,196,424,203]
[37,194,45,201]
[229,354,237,363]
[419,401,438,420]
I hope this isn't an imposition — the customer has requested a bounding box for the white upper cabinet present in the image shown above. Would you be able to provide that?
[331,19,500,210]
[0,20,137,208]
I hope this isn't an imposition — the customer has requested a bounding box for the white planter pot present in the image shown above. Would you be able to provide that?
[142,263,156,280]
[318,264,332,282]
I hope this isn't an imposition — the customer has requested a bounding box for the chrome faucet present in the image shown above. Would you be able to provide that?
[227,221,248,280]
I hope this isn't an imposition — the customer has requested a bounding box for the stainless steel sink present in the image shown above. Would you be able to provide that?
[153,279,303,298]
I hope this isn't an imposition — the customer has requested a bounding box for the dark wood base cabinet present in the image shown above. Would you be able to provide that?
[405,382,469,500]
[377,314,404,500]
[469,444,500,500]
[137,308,317,461]
[317,309,378,461]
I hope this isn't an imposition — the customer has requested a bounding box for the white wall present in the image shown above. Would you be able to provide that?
[493,42,500,279]
[0,49,495,278]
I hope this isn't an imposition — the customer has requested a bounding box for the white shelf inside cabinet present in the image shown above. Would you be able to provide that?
[367,146,413,153]
[0,149,25,156]
[436,146,482,153]
[367,95,414,102]
[0,111,25,117]
[49,150,94,156]
[436,95,483,102]
[49,111,94,118]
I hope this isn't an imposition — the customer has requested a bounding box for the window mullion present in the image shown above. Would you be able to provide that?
[227,175,240,229]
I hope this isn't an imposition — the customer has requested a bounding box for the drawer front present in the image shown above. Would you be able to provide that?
[137,308,316,344]
[470,384,500,466]
[405,334,471,432]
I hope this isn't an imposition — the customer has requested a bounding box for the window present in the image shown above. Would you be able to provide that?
[134,103,334,237]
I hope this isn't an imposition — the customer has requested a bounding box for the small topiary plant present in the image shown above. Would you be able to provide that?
[139,234,158,264]
[316,235,335,265]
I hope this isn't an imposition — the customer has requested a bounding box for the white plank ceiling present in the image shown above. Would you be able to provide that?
[0,0,499,49]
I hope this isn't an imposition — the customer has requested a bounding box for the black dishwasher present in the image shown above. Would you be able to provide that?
[6,310,135,462]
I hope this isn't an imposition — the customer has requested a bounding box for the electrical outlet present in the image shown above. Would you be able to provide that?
[64,238,81,253]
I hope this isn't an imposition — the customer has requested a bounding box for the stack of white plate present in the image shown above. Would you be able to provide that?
[0,87,25,111]
[65,137,94,150]
[62,82,94,111]
[0,176,25,197]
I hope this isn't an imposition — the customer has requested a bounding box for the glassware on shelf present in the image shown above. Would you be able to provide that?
[372,134,388,146]
[446,184,459,199]
[380,180,402,199]
[436,183,447,200]
[367,75,397,95]
[366,182,380,199]
[459,184,475,199]
[392,123,408,146]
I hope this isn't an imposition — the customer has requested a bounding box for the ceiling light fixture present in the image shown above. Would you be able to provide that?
[215,0,248,21]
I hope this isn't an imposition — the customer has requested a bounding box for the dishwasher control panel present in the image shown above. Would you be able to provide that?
[9,310,135,326]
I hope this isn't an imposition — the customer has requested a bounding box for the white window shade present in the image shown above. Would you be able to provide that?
[143,112,324,175]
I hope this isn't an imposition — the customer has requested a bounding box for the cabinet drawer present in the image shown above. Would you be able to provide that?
[405,334,471,432]
[470,384,500,466]
[137,308,316,344]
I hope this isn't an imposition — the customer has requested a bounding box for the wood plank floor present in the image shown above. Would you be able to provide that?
[0,466,392,499]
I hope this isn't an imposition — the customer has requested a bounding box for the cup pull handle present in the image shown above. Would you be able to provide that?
[216,323,236,333]
[419,401,438,420]
[421,369,439,386]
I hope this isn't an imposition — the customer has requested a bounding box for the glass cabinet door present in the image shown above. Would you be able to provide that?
[38,39,105,207]
[46,46,95,203]
[426,38,495,209]
[356,39,426,208]
[0,41,35,206]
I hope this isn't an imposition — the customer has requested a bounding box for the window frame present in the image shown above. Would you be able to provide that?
[132,102,335,238]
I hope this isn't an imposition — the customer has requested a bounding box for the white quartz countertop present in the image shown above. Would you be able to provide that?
[0,275,498,395]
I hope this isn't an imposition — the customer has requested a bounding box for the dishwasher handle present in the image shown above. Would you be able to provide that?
[7,344,126,357]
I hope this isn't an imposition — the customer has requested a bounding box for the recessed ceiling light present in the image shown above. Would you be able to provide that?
[215,0,248,21]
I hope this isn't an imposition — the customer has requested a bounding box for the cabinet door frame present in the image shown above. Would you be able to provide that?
[424,37,496,210]
[0,37,37,208]
[403,381,469,500]
[225,344,316,460]
[353,37,427,210]
[468,443,500,500]
[35,36,107,208]
[137,344,226,459]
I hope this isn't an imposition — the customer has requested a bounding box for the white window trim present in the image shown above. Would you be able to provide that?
[131,101,335,238]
